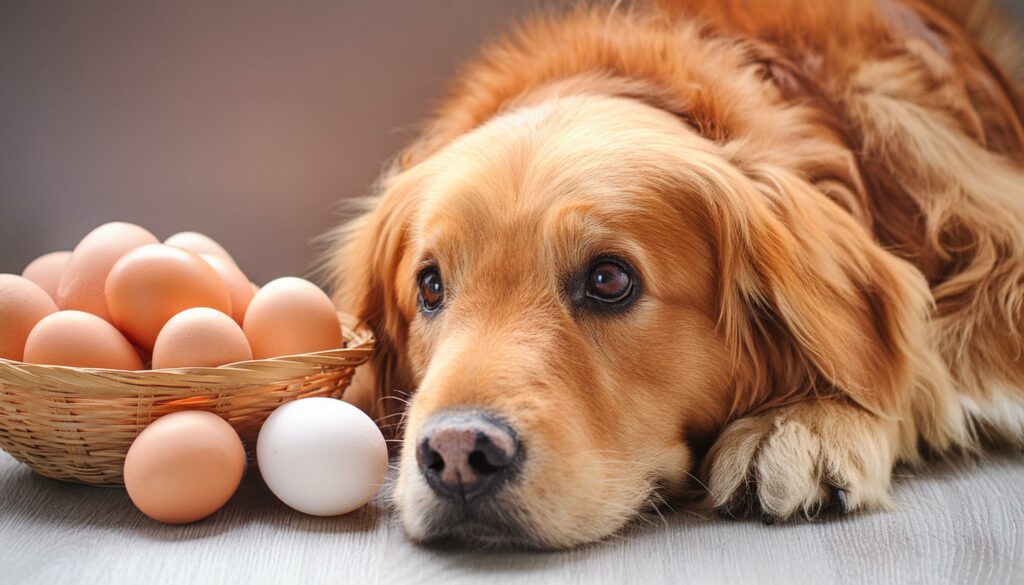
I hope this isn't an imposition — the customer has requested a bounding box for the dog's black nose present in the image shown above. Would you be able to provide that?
[416,411,520,501]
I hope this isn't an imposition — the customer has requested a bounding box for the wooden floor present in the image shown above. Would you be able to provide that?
[1,451,1021,584]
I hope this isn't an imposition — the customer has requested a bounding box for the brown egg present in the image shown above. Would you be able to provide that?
[200,254,253,324]
[242,277,342,359]
[0,274,59,361]
[21,251,72,301]
[57,222,159,320]
[105,244,232,351]
[165,231,236,266]
[152,308,253,369]
[23,310,143,369]
[124,410,246,524]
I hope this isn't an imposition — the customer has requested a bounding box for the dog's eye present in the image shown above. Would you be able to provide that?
[586,261,634,304]
[418,267,445,314]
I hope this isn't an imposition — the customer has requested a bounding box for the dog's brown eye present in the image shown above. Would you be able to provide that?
[587,261,633,303]
[418,267,445,314]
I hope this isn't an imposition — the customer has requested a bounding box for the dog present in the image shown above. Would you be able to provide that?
[324,0,1024,548]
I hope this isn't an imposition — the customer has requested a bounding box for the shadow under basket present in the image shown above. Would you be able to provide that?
[0,319,374,486]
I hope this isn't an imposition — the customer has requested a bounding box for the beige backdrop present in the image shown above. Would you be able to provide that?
[0,0,541,284]
[1,0,1021,285]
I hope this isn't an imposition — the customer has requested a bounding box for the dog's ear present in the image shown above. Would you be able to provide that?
[702,162,935,417]
[327,172,419,431]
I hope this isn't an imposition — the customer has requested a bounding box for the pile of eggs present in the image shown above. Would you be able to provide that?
[1,221,343,369]
[2,222,388,525]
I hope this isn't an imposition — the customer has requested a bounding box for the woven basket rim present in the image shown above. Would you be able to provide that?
[0,315,374,393]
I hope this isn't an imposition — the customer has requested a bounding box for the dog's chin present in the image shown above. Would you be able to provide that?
[397,473,547,550]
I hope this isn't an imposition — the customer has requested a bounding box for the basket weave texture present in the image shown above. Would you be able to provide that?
[0,321,373,486]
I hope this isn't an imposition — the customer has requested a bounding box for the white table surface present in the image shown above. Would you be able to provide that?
[1,451,1021,585]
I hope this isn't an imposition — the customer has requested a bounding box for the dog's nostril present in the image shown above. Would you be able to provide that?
[427,449,445,473]
[468,450,498,475]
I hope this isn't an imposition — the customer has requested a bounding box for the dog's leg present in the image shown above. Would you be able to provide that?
[706,398,900,522]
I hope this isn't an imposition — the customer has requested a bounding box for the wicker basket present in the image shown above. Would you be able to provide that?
[0,319,373,486]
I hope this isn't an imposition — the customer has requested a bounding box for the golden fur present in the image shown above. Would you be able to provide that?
[325,0,1024,548]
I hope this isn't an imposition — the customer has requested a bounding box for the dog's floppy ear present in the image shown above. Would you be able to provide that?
[701,161,935,417]
[327,171,420,430]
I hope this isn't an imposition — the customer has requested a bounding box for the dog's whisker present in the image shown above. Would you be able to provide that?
[374,411,407,421]
[647,488,678,515]
[682,470,712,497]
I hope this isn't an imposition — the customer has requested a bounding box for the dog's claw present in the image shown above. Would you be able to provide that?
[761,511,775,525]
[801,504,822,521]
[834,488,848,515]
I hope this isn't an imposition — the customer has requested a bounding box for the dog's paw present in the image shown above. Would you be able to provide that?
[706,399,896,522]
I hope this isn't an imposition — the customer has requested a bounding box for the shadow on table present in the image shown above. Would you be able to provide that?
[408,506,699,573]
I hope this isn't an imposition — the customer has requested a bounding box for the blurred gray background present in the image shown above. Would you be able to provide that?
[1,0,1022,284]
[0,0,539,284]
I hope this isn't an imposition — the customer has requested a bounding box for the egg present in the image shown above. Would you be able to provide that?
[256,397,387,516]
[242,277,342,359]
[105,244,232,351]
[57,222,159,320]
[165,231,235,266]
[152,308,253,369]
[124,410,246,524]
[21,251,72,301]
[23,310,143,369]
[200,254,253,324]
[0,274,59,361]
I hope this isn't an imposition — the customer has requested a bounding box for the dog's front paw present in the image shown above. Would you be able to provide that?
[706,399,896,522]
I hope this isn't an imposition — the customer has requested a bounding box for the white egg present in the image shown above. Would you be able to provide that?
[256,397,387,516]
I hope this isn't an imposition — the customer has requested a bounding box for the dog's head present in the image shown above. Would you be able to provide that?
[327,14,931,549]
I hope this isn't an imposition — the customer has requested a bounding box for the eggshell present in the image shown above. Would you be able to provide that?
[23,310,143,369]
[152,308,253,369]
[124,410,246,524]
[57,222,159,320]
[257,397,387,516]
[242,277,342,359]
[165,231,235,266]
[200,254,253,324]
[21,251,72,301]
[105,244,232,351]
[0,274,59,361]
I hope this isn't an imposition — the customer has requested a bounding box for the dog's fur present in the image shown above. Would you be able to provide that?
[325,0,1024,548]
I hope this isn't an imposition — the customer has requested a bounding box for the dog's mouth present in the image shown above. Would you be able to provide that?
[413,495,541,549]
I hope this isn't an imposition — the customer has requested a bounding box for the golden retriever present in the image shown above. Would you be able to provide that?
[325,0,1024,548]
